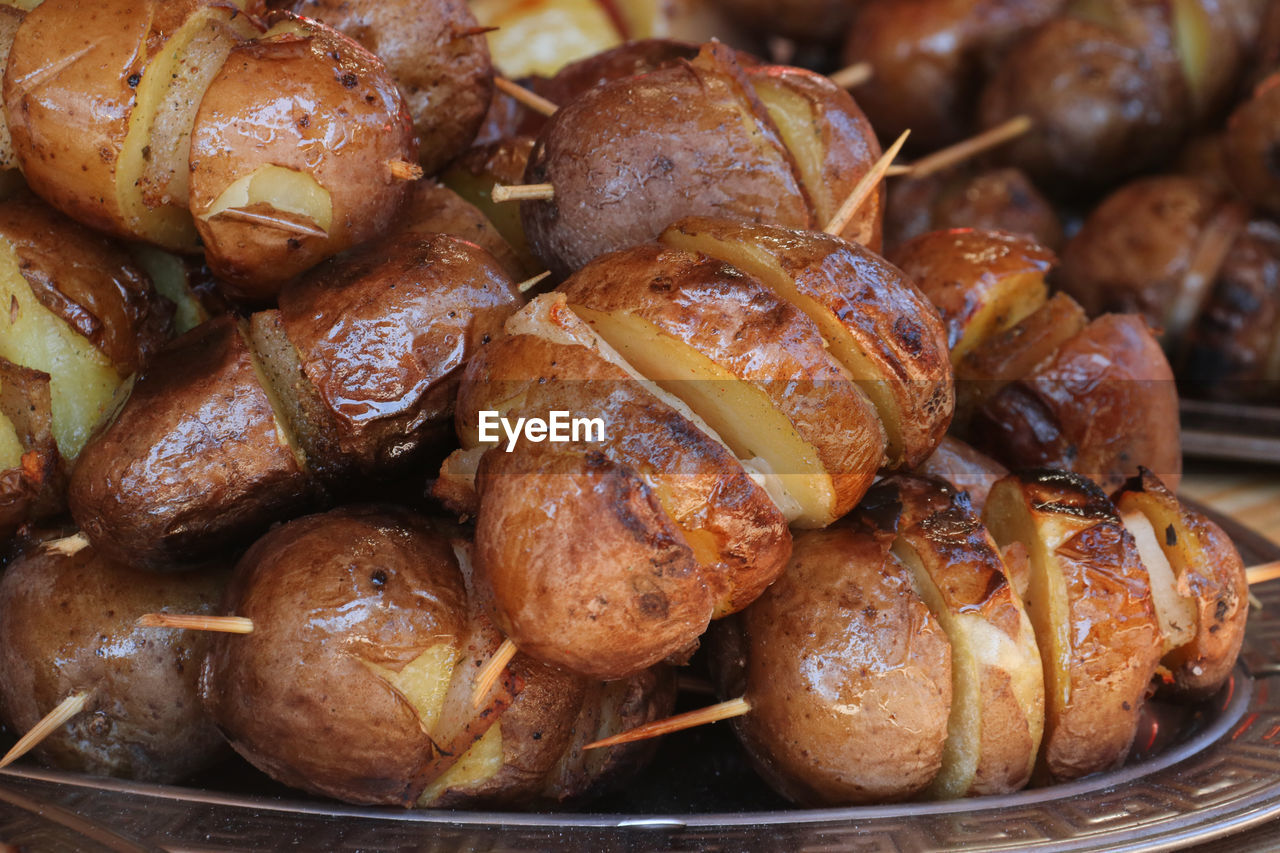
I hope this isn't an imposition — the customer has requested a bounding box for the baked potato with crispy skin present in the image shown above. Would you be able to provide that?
[711,518,952,805]
[885,167,1063,252]
[249,234,520,478]
[970,313,1182,493]
[0,539,227,782]
[660,217,952,468]
[272,0,492,176]
[457,295,790,622]
[69,315,315,570]
[561,244,886,527]
[1115,469,1248,699]
[0,5,23,174]
[0,360,60,540]
[188,13,415,299]
[912,436,1008,514]
[0,195,171,472]
[1057,175,1248,346]
[865,475,1043,798]
[985,470,1162,783]
[889,228,1054,364]
[522,43,882,277]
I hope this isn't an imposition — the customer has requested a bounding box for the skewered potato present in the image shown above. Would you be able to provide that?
[912,436,1008,513]
[0,360,58,539]
[0,539,227,782]
[985,470,1162,783]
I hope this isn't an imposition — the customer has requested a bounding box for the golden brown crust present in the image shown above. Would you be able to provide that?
[475,443,714,680]
[985,471,1162,783]
[713,521,952,805]
[188,14,415,298]
[392,181,528,281]
[661,217,952,468]
[458,329,790,617]
[561,244,885,521]
[68,315,314,570]
[522,43,813,278]
[275,234,520,476]
[912,436,1008,513]
[273,0,492,176]
[972,314,1182,494]
[0,543,227,782]
[201,506,489,806]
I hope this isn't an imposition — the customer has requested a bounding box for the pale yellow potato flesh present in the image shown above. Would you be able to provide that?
[362,643,457,735]
[951,272,1047,364]
[470,0,622,77]
[199,165,334,234]
[117,6,255,249]
[752,84,826,218]
[0,407,20,470]
[571,305,837,527]
[130,246,205,335]
[1121,509,1196,654]
[0,239,121,460]
[417,722,504,805]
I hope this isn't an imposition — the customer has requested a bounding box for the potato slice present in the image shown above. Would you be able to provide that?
[984,471,1162,783]
[889,229,1054,364]
[1115,469,1248,698]
[562,245,885,527]
[470,0,623,77]
[871,476,1044,798]
[661,217,952,467]
[0,359,61,537]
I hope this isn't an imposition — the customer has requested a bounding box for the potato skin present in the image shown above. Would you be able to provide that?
[396,179,530,280]
[1224,73,1280,216]
[712,521,952,805]
[474,442,713,680]
[458,326,790,617]
[1057,176,1247,343]
[68,315,314,570]
[979,17,1182,190]
[522,43,813,278]
[0,543,226,782]
[440,138,540,278]
[201,506,475,806]
[561,244,885,520]
[885,167,1063,252]
[272,0,492,176]
[188,14,415,299]
[972,314,1182,494]
[0,196,171,376]
[273,234,520,476]
[912,436,1008,513]
[0,360,61,539]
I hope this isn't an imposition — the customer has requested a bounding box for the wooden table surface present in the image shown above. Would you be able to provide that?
[1182,460,1280,546]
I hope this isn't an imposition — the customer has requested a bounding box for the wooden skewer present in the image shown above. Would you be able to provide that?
[517,271,551,293]
[899,115,1033,181]
[471,638,518,708]
[829,62,873,90]
[824,129,910,236]
[495,77,559,118]
[584,696,752,750]
[387,159,423,181]
[0,692,90,770]
[212,208,328,239]
[42,533,89,557]
[135,613,255,634]
[491,183,555,203]
[1247,560,1280,586]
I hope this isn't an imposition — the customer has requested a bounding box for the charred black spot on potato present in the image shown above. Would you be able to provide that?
[892,316,923,356]
[1216,598,1229,622]
[371,569,387,587]
[127,73,140,88]
[340,72,359,89]
[1165,525,1177,547]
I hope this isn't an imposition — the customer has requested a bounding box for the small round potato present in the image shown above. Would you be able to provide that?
[886,167,1063,252]
[187,13,415,299]
[0,540,227,782]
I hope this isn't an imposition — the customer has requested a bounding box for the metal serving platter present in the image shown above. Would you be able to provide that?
[0,509,1278,852]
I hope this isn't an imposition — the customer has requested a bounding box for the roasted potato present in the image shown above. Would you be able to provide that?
[1115,469,1248,699]
[470,0,625,78]
[441,138,541,278]
[985,470,1163,783]
[188,13,416,299]
[711,519,952,805]
[889,228,1053,364]
[560,244,886,527]
[0,359,60,539]
[68,315,315,570]
[844,0,1065,153]
[0,538,227,782]
[912,436,1008,513]
[865,475,1043,797]
[249,234,520,478]
[522,43,882,277]
[0,5,23,173]
[660,217,952,468]
[885,167,1063,252]
[1057,175,1248,346]
[0,195,171,464]
[1224,72,1280,216]
[270,0,492,176]
[392,180,530,281]
[970,312,1182,493]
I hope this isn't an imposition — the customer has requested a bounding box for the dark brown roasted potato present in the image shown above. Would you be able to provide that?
[0,538,227,782]
[886,167,1063,252]
[441,137,541,278]
[912,436,1009,513]
[1224,72,1280,216]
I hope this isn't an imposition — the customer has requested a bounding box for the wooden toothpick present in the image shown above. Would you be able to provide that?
[824,129,910,236]
[584,696,752,749]
[829,62,873,90]
[136,614,255,634]
[495,77,559,118]
[0,692,91,769]
[491,183,556,203]
[470,638,518,708]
